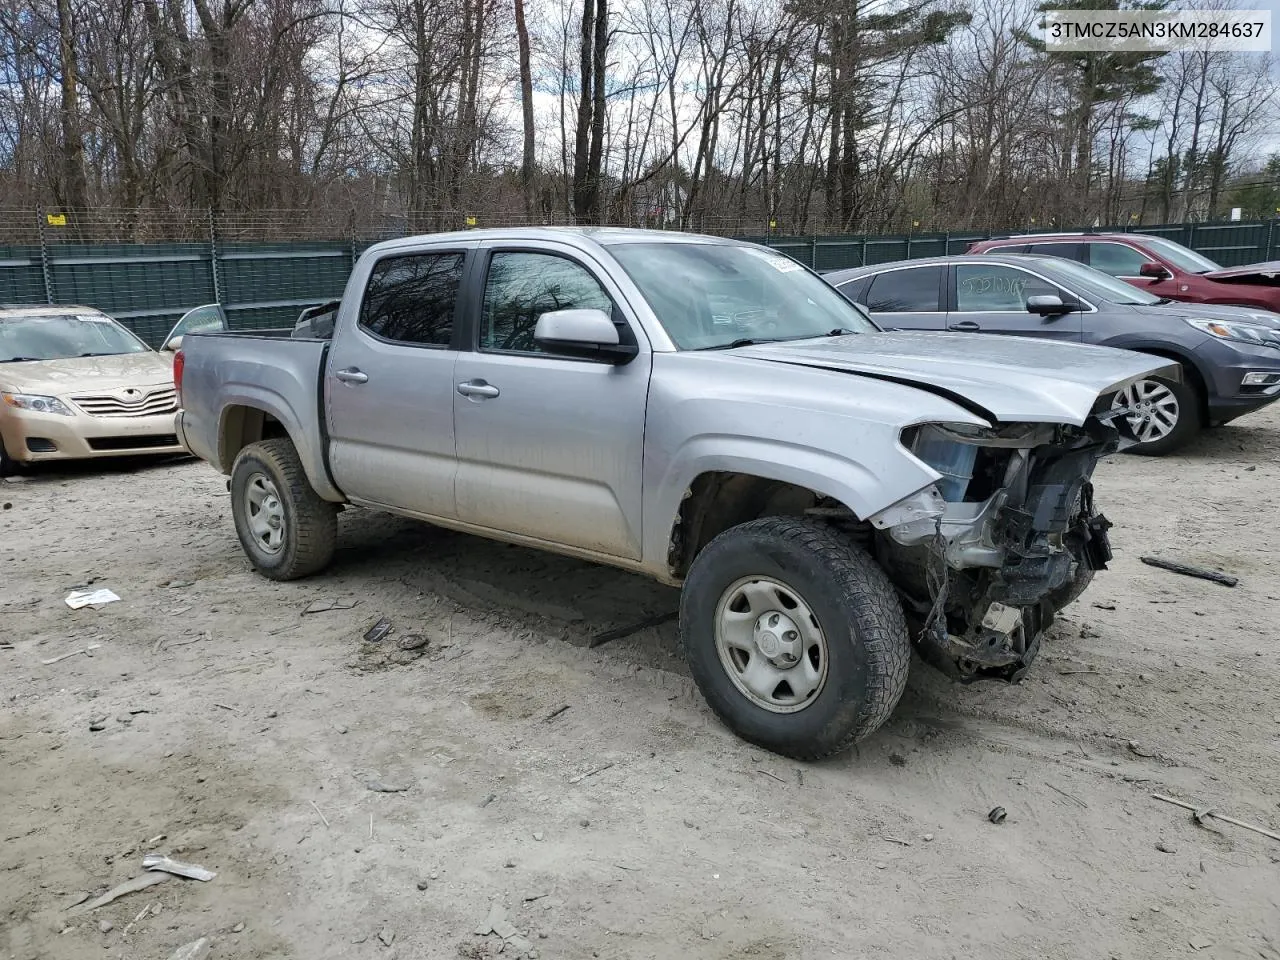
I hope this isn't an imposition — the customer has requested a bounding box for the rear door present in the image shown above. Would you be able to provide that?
[947,262,1084,341]
[451,242,650,559]
[861,265,946,330]
[325,247,469,518]
[1020,240,1086,264]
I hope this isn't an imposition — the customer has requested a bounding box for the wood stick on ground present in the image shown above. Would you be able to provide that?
[309,799,330,828]
[1152,793,1280,843]
[1139,557,1238,588]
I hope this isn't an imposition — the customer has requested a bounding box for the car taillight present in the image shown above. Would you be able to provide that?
[173,349,185,406]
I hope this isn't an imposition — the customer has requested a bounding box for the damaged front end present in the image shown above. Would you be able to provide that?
[869,410,1128,683]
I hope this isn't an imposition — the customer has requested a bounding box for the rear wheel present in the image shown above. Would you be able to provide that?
[230,438,337,580]
[1112,374,1201,456]
[680,517,911,760]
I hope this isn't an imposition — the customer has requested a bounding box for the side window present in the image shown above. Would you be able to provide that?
[481,252,613,353]
[987,244,1028,254]
[1088,242,1151,277]
[955,264,1060,312]
[835,276,871,304]
[1025,241,1084,261]
[359,252,465,346]
[865,266,942,312]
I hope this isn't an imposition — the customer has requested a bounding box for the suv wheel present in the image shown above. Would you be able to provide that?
[680,517,911,760]
[1112,374,1200,456]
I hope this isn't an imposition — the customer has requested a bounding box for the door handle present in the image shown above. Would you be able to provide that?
[457,379,500,399]
[335,367,368,384]
[948,321,981,332]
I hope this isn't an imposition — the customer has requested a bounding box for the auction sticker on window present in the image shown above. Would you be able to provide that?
[741,247,804,272]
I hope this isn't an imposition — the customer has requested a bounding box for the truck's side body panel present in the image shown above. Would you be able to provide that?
[178,332,341,501]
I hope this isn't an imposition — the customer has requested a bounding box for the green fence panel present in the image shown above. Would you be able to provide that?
[0,245,47,304]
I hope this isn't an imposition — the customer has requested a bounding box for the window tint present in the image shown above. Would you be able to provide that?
[835,275,871,304]
[482,252,613,353]
[955,264,1060,311]
[359,252,465,346]
[1024,241,1083,261]
[1088,242,1151,277]
[866,266,942,312]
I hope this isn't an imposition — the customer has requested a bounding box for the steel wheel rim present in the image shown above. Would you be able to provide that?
[713,575,829,714]
[1113,379,1179,443]
[244,472,286,555]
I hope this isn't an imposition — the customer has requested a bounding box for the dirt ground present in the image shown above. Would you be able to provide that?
[2,409,1279,960]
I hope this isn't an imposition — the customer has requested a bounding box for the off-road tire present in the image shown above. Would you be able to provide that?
[680,516,911,760]
[1120,373,1201,457]
[230,438,337,580]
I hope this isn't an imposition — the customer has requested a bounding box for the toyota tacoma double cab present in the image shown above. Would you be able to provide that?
[174,228,1173,759]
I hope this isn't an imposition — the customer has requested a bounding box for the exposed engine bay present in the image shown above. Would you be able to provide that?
[867,414,1128,683]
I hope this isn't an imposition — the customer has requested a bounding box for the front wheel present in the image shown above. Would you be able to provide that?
[680,517,911,760]
[1112,374,1201,456]
[0,432,18,478]
[230,438,337,580]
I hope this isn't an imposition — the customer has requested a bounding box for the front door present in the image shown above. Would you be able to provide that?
[325,248,468,518]
[452,245,650,559]
[948,262,1084,341]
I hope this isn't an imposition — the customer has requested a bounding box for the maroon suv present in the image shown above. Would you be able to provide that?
[968,233,1280,313]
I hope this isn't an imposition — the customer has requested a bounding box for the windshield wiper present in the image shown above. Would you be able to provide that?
[694,337,783,351]
[79,351,118,357]
[0,357,41,363]
[826,327,858,336]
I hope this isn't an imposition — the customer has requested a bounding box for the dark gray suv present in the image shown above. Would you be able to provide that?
[826,254,1280,454]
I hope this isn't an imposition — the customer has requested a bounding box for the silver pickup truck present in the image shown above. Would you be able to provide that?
[175,228,1172,759]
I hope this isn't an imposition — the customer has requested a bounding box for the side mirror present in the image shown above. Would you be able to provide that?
[162,303,227,352]
[533,308,637,364]
[1139,262,1171,280]
[1026,294,1068,315]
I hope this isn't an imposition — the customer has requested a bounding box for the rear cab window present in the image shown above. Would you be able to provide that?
[358,252,467,347]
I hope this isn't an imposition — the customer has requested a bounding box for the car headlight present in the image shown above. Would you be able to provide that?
[2,392,74,416]
[1185,317,1280,348]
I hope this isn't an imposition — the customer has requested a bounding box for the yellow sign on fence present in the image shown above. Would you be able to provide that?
[465,216,477,227]
[46,213,67,227]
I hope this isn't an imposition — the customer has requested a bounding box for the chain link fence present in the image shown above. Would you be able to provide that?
[3,207,1278,346]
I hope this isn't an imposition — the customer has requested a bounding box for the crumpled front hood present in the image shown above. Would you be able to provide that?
[733,332,1178,425]
[1202,260,1280,282]
[0,352,171,396]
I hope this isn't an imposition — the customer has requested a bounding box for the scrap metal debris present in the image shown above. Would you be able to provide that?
[568,762,615,784]
[142,853,217,882]
[988,806,1007,824]
[363,778,410,793]
[363,617,393,643]
[1139,556,1238,588]
[1153,793,1280,843]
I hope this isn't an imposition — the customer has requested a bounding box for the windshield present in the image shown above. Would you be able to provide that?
[1140,236,1221,273]
[608,242,878,349]
[1033,258,1164,305]
[0,313,150,362]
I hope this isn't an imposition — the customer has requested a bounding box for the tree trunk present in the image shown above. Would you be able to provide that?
[515,0,536,218]
[55,0,88,216]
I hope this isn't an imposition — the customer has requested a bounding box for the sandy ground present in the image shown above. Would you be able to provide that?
[2,409,1279,960]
